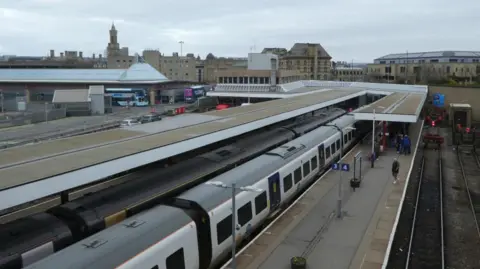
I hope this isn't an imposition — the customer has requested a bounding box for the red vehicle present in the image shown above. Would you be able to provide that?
[216,104,230,110]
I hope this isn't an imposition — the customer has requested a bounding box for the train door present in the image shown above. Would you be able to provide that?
[268,173,281,210]
[318,144,325,168]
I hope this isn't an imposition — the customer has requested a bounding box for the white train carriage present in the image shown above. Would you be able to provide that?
[168,115,359,268]
[26,114,368,269]
[26,206,200,269]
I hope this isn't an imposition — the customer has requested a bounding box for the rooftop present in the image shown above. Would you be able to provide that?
[376,51,480,60]
[0,62,169,84]
[285,43,331,59]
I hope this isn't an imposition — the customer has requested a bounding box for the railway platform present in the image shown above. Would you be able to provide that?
[226,120,423,269]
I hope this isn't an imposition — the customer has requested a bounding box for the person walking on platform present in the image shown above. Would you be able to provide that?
[392,158,400,184]
[403,135,411,155]
[396,134,403,154]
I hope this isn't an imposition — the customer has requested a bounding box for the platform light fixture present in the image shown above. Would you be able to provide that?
[205,181,263,269]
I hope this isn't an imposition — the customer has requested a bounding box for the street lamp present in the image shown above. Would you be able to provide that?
[327,124,356,218]
[372,105,385,167]
[205,181,263,269]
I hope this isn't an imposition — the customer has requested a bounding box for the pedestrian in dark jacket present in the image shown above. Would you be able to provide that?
[396,134,403,153]
[403,135,411,155]
[392,158,400,184]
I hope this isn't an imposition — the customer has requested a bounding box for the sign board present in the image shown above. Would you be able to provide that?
[432,93,444,107]
[332,163,340,170]
[332,163,350,172]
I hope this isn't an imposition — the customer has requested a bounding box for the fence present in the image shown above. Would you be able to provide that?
[0,102,67,129]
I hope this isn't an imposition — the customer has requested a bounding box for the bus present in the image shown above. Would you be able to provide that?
[105,88,149,107]
[184,85,212,103]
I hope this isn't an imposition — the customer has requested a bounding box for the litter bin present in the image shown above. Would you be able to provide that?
[290,256,307,269]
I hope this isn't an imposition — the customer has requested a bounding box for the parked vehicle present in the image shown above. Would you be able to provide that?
[140,113,162,123]
[120,118,141,127]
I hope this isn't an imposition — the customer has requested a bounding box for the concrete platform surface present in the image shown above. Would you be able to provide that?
[230,120,422,269]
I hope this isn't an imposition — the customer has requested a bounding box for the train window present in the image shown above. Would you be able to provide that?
[238,202,253,226]
[294,167,302,184]
[336,140,340,149]
[283,174,293,192]
[302,162,310,177]
[344,134,348,143]
[166,248,185,269]
[311,156,318,170]
[349,132,352,141]
[255,192,267,214]
[216,215,233,245]
[325,147,331,159]
[331,144,335,154]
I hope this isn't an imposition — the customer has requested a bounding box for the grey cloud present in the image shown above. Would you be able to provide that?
[1,0,479,62]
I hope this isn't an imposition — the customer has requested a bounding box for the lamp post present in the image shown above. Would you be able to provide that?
[205,181,263,269]
[372,106,385,167]
[327,124,356,218]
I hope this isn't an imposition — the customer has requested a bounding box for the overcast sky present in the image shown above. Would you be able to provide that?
[0,0,479,62]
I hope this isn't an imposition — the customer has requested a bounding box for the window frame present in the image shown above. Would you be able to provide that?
[302,162,311,177]
[283,174,293,192]
[294,167,302,184]
[165,248,186,269]
[254,192,267,214]
[216,215,232,245]
[237,202,253,227]
[311,156,318,170]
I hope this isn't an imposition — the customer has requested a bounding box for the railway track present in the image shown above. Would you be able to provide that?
[404,146,444,269]
[457,148,480,240]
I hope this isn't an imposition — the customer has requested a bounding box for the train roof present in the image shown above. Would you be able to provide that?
[27,206,191,269]
[176,114,357,212]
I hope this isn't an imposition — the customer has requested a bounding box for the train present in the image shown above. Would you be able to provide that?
[26,113,373,269]
[0,108,349,269]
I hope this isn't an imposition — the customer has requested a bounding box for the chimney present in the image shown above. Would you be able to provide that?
[313,45,318,80]
[270,58,277,90]
[50,50,55,58]
[60,52,64,58]
[79,51,83,58]
[99,54,103,59]
[92,53,96,59]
